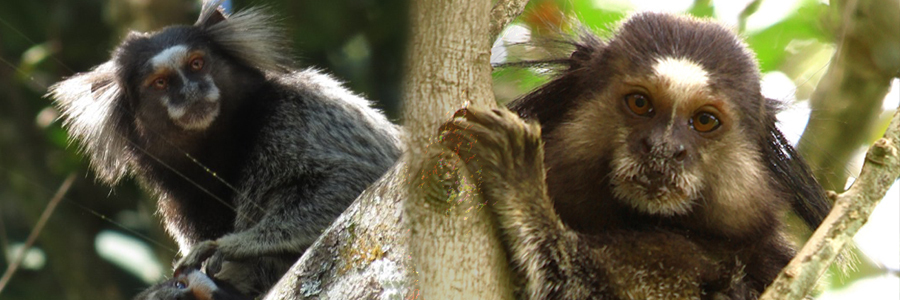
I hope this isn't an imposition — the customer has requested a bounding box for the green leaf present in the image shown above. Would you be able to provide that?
[745,2,831,72]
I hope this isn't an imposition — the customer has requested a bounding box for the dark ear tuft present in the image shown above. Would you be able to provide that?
[761,99,831,230]
[569,31,604,70]
[196,0,228,28]
[507,33,605,135]
[90,77,114,94]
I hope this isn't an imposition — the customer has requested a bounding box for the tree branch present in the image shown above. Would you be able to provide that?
[761,1,900,297]
[797,0,900,191]
[0,173,75,294]
[263,164,413,299]
[490,0,530,42]
[760,108,900,299]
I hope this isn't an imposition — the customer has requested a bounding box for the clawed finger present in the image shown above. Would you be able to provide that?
[440,118,505,158]
[452,107,469,119]
[174,240,219,277]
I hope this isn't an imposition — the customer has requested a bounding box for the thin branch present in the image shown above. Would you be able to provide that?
[760,108,900,299]
[490,0,530,42]
[0,208,9,264]
[736,0,761,33]
[0,173,76,294]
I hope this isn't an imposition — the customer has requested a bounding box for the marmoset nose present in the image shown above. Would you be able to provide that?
[673,144,686,161]
[641,137,687,162]
[182,82,201,101]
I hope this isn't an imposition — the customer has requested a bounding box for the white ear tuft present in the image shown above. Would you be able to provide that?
[47,62,133,183]
[204,5,293,73]
[196,0,228,28]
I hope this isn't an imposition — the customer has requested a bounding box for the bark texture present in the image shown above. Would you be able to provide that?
[263,164,413,299]
[401,0,515,298]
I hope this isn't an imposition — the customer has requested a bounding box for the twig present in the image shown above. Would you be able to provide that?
[736,0,761,33]
[0,208,9,264]
[0,173,76,294]
[490,0,530,42]
[759,108,900,299]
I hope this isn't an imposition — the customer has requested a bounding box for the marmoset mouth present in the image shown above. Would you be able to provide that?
[635,180,674,197]
[625,173,683,197]
[612,167,697,216]
[171,101,220,130]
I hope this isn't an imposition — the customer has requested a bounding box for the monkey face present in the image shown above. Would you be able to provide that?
[138,44,222,130]
[523,13,787,234]
[557,54,769,218]
[135,270,207,300]
[122,32,224,132]
[606,56,735,216]
[114,26,255,133]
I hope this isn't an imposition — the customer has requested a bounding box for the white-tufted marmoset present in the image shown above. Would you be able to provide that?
[48,0,401,298]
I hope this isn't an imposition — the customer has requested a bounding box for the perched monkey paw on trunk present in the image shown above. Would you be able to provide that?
[439,106,546,198]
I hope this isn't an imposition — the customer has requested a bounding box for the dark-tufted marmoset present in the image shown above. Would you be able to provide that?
[440,12,831,299]
[48,0,401,298]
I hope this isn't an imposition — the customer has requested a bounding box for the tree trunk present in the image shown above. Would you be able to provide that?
[797,0,900,191]
[263,164,414,299]
[401,0,515,298]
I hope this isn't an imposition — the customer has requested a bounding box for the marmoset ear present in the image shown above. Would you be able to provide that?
[197,0,228,28]
[47,61,131,184]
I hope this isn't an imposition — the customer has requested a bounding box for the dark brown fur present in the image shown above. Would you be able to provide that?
[440,12,830,299]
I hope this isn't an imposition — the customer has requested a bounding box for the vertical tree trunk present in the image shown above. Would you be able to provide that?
[797,0,900,191]
[402,0,515,299]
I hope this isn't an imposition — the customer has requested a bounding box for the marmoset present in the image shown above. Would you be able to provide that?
[441,12,830,299]
[48,0,401,297]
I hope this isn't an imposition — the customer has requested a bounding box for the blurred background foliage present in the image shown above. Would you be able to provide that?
[0,0,896,299]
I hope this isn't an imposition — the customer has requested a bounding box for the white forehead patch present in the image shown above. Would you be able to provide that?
[150,45,189,69]
[653,57,709,97]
